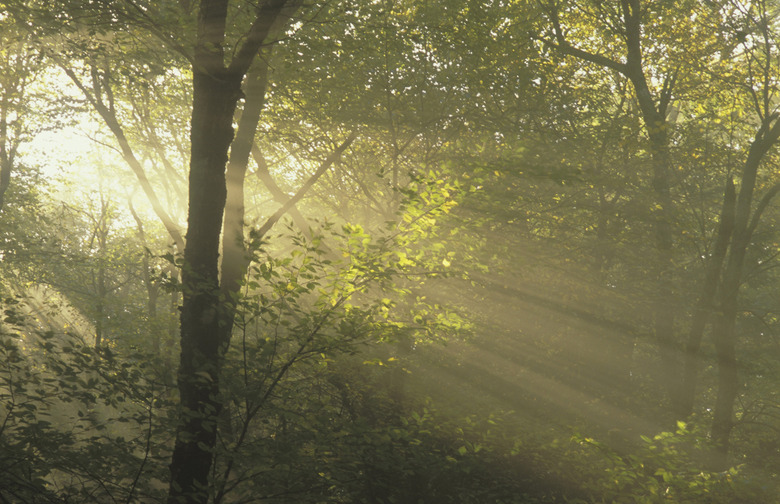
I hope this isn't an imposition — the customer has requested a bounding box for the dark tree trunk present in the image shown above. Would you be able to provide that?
[707,119,780,468]
[167,2,295,500]
[167,67,243,504]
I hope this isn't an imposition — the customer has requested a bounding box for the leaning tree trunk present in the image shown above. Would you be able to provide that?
[708,122,780,469]
[678,178,735,419]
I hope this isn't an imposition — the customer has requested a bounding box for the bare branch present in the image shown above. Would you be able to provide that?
[256,132,357,238]
[228,0,301,77]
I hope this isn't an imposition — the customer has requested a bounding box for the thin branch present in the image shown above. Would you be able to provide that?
[746,182,780,239]
[119,0,194,64]
[227,0,299,77]
[255,132,357,238]
[125,391,155,504]
[536,1,628,74]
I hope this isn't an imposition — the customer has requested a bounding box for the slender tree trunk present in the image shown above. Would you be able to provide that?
[710,292,738,469]
[219,56,271,344]
[91,198,110,348]
[705,182,780,470]
[167,279,180,376]
[645,132,680,415]
[623,4,681,414]
[129,199,161,354]
[709,235,747,469]
[708,121,780,467]
[678,178,735,418]
[545,0,683,415]
[94,265,106,347]
[0,94,13,212]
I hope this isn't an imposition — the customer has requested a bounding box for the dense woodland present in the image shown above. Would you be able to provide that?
[2,0,780,502]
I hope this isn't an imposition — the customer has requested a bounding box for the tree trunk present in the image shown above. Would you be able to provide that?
[710,295,738,470]
[0,93,13,213]
[167,68,243,504]
[166,2,302,500]
[545,0,683,415]
[708,119,780,467]
[709,224,748,468]
[622,2,681,415]
[218,56,271,346]
[129,199,161,354]
[708,188,780,469]
[678,178,735,418]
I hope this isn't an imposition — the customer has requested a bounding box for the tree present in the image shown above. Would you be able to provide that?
[699,0,780,467]
[8,0,780,500]
[536,0,696,417]
[0,15,46,213]
[54,49,187,252]
[168,2,305,501]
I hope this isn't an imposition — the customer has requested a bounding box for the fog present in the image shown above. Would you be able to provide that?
[2,1,780,503]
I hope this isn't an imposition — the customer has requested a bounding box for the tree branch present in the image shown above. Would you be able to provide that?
[251,143,311,234]
[58,62,186,251]
[538,1,628,74]
[747,182,780,240]
[256,132,357,238]
[228,0,300,77]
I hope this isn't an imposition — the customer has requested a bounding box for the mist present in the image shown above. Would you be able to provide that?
[1,1,779,503]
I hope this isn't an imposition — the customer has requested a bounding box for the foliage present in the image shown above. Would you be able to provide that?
[0,295,173,503]
[569,422,774,504]
[4,0,780,502]
[209,176,468,501]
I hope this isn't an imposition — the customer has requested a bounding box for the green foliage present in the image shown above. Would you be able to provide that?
[0,296,174,503]
[6,0,780,503]
[317,405,544,504]
[569,422,774,504]
[210,180,471,501]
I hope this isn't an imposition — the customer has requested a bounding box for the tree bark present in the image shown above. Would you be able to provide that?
[218,55,272,344]
[168,66,243,504]
[0,92,15,213]
[709,119,780,467]
[544,0,682,414]
[168,1,296,501]
[679,178,735,418]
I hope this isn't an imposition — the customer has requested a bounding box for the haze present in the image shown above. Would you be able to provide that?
[1,1,778,503]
